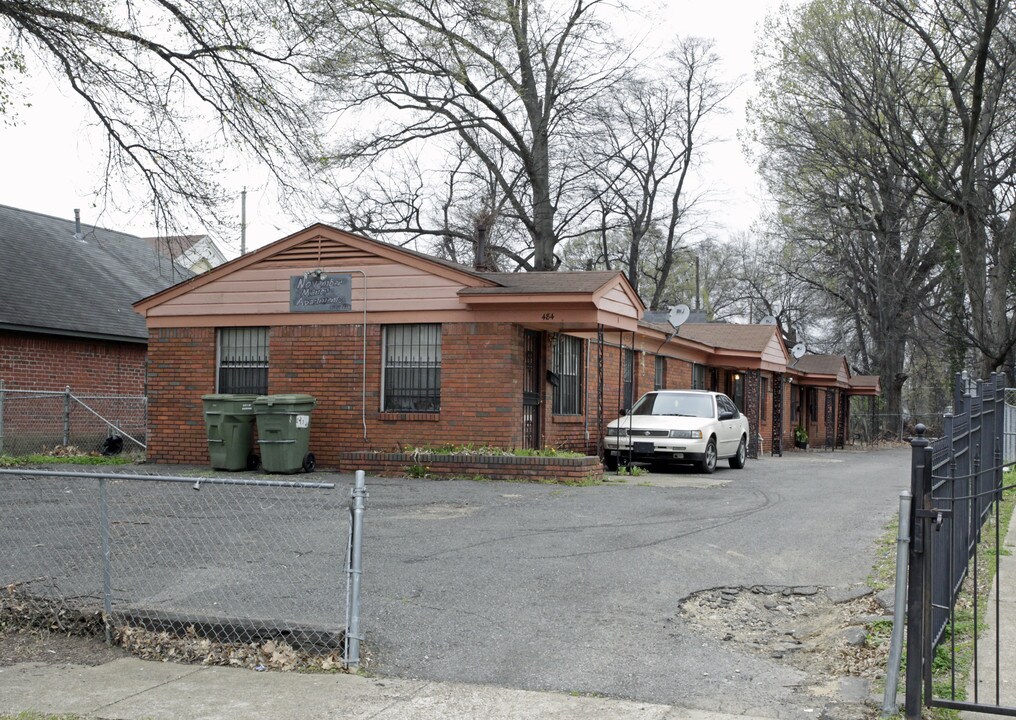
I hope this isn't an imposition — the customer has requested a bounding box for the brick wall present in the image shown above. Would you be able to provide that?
[146,327,216,463]
[0,329,146,393]
[339,451,603,483]
[146,322,524,468]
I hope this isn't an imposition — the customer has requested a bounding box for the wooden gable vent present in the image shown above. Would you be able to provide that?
[260,235,373,267]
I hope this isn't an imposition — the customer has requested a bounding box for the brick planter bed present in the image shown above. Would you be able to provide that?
[339,451,605,484]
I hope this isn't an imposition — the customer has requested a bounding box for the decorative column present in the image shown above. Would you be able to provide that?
[771,373,784,457]
[745,369,760,458]
[838,389,848,448]
[824,389,835,450]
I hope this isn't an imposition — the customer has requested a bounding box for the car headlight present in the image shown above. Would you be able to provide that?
[669,429,703,439]
[608,427,629,437]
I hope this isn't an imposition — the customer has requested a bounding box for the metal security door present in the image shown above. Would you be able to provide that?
[522,330,543,450]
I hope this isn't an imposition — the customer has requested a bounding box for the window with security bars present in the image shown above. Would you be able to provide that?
[383,324,441,412]
[760,376,769,421]
[654,356,666,390]
[218,327,269,394]
[692,363,707,390]
[552,335,583,414]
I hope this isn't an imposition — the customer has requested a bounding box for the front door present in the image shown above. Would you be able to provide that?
[522,330,543,449]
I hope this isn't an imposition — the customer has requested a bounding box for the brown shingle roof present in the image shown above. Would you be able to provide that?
[850,375,880,388]
[460,270,622,295]
[793,354,846,376]
[676,323,778,352]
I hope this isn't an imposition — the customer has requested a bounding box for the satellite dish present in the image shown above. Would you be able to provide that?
[668,304,691,328]
[760,315,777,326]
[791,342,807,359]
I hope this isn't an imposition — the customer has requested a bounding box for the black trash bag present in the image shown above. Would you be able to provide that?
[101,435,125,456]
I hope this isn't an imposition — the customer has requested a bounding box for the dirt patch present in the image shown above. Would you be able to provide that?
[0,625,127,666]
[1,590,360,673]
[679,585,894,717]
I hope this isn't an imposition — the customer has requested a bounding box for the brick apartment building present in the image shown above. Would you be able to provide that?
[134,224,879,468]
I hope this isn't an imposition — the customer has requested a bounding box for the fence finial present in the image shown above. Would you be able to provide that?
[914,423,926,437]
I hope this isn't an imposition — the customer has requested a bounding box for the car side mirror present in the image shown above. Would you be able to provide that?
[619,408,628,416]
[718,411,734,421]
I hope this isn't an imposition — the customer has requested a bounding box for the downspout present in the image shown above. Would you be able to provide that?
[345,270,369,442]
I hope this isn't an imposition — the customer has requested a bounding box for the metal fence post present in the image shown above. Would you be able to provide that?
[883,490,913,716]
[345,469,367,668]
[98,476,113,645]
[63,385,71,447]
[905,424,930,719]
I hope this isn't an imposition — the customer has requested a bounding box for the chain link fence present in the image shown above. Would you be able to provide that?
[848,413,946,445]
[0,382,146,456]
[1,468,353,667]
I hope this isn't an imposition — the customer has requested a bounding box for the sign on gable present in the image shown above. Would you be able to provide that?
[290,273,352,312]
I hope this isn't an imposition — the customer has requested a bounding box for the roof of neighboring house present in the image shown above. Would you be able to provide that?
[0,204,191,342]
[792,354,846,376]
[676,323,780,353]
[143,234,206,257]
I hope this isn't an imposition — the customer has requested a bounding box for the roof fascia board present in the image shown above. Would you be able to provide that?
[0,322,147,344]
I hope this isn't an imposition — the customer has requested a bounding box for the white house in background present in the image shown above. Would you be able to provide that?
[143,234,228,274]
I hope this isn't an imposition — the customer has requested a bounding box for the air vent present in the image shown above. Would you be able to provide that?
[260,236,373,266]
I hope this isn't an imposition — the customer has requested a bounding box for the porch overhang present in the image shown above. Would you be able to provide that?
[458,293,639,333]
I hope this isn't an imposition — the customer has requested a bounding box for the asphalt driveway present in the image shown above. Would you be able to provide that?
[358,448,910,716]
[2,448,910,717]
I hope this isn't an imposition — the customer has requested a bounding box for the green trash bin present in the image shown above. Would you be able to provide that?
[254,394,317,474]
[202,394,259,471]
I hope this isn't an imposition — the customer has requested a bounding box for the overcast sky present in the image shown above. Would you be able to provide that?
[0,0,794,256]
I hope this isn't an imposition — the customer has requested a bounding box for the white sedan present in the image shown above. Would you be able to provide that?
[603,390,750,474]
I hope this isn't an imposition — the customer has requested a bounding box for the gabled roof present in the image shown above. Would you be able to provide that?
[677,323,781,353]
[793,354,847,376]
[0,204,190,342]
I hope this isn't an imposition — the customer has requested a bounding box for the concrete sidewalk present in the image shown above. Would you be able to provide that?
[962,518,1016,718]
[0,657,781,720]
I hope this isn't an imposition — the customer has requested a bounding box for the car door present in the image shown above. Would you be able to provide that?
[715,395,741,456]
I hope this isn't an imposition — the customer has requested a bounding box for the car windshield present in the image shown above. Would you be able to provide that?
[629,392,714,419]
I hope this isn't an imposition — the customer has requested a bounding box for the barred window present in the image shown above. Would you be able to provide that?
[552,335,583,414]
[383,324,441,412]
[654,356,666,390]
[692,363,707,390]
[760,376,769,421]
[808,388,818,419]
[218,327,269,394]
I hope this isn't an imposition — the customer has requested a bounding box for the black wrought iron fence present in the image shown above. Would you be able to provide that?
[904,372,1014,718]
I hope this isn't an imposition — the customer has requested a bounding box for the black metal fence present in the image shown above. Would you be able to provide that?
[905,372,1015,717]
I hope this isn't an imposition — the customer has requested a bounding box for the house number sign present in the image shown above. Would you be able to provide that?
[290,273,352,312]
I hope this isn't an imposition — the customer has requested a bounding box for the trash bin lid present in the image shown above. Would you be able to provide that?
[254,394,317,408]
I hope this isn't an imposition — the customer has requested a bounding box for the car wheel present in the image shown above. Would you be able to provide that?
[698,438,717,474]
[729,436,747,469]
[604,454,618,471]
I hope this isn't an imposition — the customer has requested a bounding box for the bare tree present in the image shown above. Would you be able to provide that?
[583,37,733,304]
[860,0,1016,376]
[1,0,317,238]
[309,0,630,270]
[750,0,945,417]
